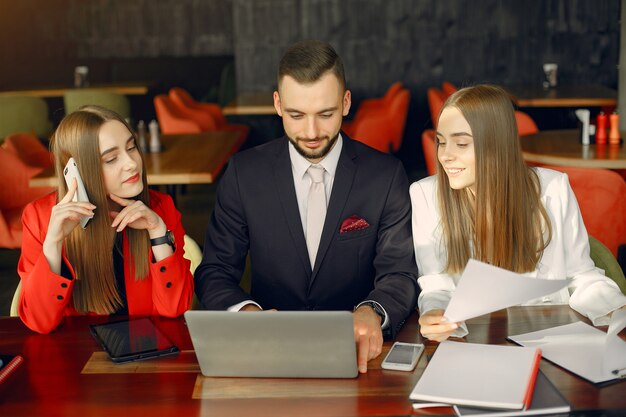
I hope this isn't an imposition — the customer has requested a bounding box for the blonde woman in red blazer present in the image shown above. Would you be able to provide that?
[18,106,193,334]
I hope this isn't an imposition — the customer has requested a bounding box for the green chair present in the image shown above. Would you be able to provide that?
[0,96,53,139]
[589,235,626,295]
[10,280,21,317]
[63,89,131,119]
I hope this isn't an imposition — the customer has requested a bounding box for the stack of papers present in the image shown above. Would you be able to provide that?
[508,309,626,385]
[410,341,541,410]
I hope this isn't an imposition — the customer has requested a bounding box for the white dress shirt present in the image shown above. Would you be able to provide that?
[410,168,626,337]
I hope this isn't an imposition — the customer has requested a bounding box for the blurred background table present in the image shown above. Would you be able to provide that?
[222,91,275,115]
[520,129,626,169]
[506,84,617,108]
[29,131,243,188]
[0,82,150,98]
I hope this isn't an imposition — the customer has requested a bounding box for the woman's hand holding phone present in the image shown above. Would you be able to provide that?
[43,178,96,273]
[418,309,460,342]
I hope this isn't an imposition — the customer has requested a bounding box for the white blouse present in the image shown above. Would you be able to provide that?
[410,168,626,335]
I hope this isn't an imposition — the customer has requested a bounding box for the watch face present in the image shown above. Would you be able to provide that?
[167,230,175,246]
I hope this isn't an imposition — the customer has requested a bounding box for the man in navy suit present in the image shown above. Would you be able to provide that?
[194,40,418,373]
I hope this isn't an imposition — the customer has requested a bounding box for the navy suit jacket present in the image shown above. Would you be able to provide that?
[194,135,418,337]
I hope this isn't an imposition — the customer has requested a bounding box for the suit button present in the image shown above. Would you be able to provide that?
[160,266,166,273]
[57,295,63,300]
[166,282,172,288]
[61,283,68,288]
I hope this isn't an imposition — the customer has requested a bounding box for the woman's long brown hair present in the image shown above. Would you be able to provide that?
[51,105,150,314]
[435,85,552,275]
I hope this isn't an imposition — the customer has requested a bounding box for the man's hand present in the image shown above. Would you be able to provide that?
[352,305,383,374]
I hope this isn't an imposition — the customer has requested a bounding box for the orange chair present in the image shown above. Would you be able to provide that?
[153,95,202,135]
[169,87,249,143]
[342,82,403,137]
[3,132,53,167]
[355,82,404,113]
[0,133,54,248]
[441,81,458,97]
[388,89,410,152]
[515,111,539,136]
[427,87,447,128]
[540,165,626,257]
[421,129,438,176]
[349,89,410,153]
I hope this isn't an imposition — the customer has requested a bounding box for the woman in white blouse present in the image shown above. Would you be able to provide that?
[410,84,626,342]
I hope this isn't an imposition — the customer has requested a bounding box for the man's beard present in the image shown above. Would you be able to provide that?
[288,132,339,161]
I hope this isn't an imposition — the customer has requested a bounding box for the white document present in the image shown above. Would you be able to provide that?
[508,310,626,384]
[443,259,570,323]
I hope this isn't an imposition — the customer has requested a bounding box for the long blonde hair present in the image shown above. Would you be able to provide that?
[435,85,552,275]
[51,105,150,314]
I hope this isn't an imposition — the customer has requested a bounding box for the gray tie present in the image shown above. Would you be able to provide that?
[306,165,326,267]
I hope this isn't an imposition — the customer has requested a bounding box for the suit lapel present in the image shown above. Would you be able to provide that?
[272,139,312,275]
[311,137,357,281]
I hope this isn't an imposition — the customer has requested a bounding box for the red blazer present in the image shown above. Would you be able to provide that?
[18,190,194,334]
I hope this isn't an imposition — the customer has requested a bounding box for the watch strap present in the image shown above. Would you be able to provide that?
[150,230,173,247]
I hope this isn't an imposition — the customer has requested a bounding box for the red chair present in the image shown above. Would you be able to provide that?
[342,82,403,137]
[441,81,458,97]
[427,87,447,128]
[169,87,249,143]
[421,129,437,176]
[0,133,54,248]
[540,165,626,257]
[515,111,539,136]
[153,95,202,135]
[356,82,404,113]
[349,89,410,153]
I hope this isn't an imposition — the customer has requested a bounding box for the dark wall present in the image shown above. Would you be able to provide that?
[0,0,234,101]
[232,0,620,175]
[0,0,620,175]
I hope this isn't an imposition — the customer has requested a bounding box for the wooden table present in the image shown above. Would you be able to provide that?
[506,84,617,108]
[0,83,150,98]
[0,306,623,416]
[29,131,244,188]
[223,91,276,115]
[520,129,626,169]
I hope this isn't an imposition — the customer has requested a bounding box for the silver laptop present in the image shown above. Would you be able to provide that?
[184,310,358,378]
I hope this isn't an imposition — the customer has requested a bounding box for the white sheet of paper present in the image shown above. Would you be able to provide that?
[443,259,570,323]
[509,313,626,384]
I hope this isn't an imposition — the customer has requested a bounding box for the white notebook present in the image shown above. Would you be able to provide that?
[410,341,541,410]
[453,370,570,416]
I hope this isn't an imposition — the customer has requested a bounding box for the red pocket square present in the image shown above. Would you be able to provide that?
[340,215,370,234]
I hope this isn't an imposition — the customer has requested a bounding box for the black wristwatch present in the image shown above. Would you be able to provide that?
[150,230,175,249]
[357,301,386,321]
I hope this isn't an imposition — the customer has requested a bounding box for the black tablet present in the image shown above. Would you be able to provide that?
[89,317,179,363]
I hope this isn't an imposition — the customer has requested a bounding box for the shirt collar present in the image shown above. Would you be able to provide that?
[288,133,343,179]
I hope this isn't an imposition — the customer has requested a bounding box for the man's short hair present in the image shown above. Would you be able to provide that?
[277,40,346,90]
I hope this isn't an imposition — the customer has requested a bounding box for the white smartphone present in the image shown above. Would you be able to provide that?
[63,157,92,228]
[381,342,424,371]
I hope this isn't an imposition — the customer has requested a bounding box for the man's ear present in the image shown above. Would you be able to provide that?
[273,91,283,116]
[342,90,352,116]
